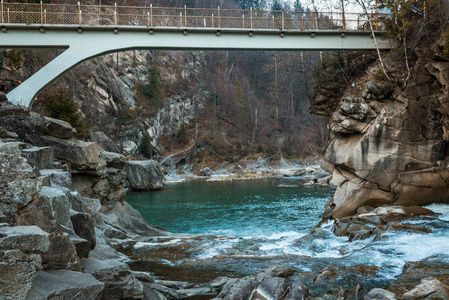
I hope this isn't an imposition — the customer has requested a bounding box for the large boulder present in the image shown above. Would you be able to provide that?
[125,160,164,190]
[25,270,104,300]
[87,131,120,153]
[39,136,106,173]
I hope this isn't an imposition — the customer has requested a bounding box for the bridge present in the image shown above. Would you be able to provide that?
[0,2,394,108]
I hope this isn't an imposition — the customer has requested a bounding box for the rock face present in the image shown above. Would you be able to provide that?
[0,98,170,299]
[314,40,449,218]
[125,160,164,190]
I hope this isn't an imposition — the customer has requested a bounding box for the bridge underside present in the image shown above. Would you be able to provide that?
[0,25,393,108]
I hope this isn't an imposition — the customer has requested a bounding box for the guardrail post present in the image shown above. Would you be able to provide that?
[114,3,117,26]
[184,5,187,27]
[312,11,316,30]
[301,15,304,30]
[40,1,43,24]
[272,14,274,29]
[147,11,150,26]
[150,4,153,27]
[2,0,4,24]
[212,13,214,27]
[281,11,284,30]
[218,6,220,28]
[7,8,9,23]
[78,2,81,25]
[250,8,253,28]
[179,12,182,27]
[242,14,244,28]
[44,9,46,24]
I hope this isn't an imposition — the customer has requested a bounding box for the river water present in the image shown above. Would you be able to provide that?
[126,178,449,288]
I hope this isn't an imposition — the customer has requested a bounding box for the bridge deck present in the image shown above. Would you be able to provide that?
[0,2,379,32]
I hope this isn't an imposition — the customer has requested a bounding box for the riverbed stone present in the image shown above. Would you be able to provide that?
[125,160,164,190]
[402,277,449,299]
[25,270,104,300]
[364,288,397,300]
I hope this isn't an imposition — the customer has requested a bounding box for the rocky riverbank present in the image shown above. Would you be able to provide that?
[3,94,449,299]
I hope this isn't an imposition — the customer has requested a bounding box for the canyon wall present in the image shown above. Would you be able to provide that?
[311,36,449,219]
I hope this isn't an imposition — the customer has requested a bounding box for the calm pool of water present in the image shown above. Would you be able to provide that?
[126,178,335,237]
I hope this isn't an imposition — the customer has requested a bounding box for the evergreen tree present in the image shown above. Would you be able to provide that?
[145,66,161,107]
[293,0,303,11]
[44,88,86,140]
[176,122,189,144]
[140,132,153,159]
[271,0,283,11]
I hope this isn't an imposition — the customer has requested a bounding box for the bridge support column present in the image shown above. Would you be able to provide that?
[6,44,106,108]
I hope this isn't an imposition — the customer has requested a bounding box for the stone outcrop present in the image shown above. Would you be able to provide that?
[314,38,449,218]
[125,160,164,190]
[214,265,306,300]
[0,97,171,299]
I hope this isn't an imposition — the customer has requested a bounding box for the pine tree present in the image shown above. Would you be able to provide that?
[140,132,153,159]
[145,66,161,107]
[293,0,303,11]
[44,88,86,140]
[271,0,283,11]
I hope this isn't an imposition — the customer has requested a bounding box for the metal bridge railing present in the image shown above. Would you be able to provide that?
[0,1,380,32]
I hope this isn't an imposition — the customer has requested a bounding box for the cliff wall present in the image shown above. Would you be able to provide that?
[311,32,449,219]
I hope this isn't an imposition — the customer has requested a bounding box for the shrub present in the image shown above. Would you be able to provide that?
[44,89,86,139]
[3,49,24,70]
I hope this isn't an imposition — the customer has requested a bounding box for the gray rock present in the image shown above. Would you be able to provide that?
[88,131,120,153]
[39,136,106,172]
[40,116,77,139]
[0,249,40,300]
[200,167,213,177]
[133,271,155,283]
[366,81,383,96]
[149,283,181,298]
[125,160,164,190]
[81,197,102,216]
[71,212,96,251]
[253,277,291,299]
[142,282,167,300]
[403,277,449,299]
[156,280,193,289]
[210,277,232,289]
[0,226,50,254]
[99,201,168,237]
[100,151,126,169]
[255,265,296,282]
[25,270,104,300]
[217,277,258,300]
[364,288,397,300]
[39,169,71,189]
[39,186,73,229]
[287,281,309,300]
[92,264,144,300]
[21,146,54,170]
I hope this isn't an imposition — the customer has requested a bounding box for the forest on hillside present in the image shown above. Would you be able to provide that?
[2,0,369,164]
